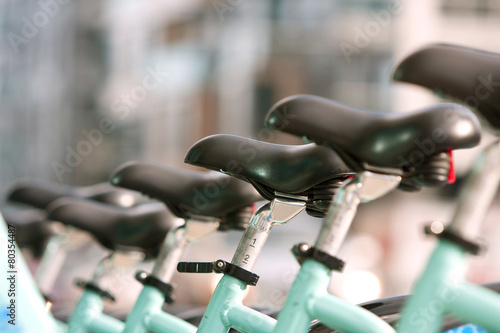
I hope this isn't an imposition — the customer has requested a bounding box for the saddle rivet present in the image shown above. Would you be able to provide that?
[216,260,225,269]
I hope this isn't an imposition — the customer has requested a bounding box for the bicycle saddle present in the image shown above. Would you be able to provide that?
[184,134,352,216]
[110,162,262,228]
[2,208,59,257]
[7,180,144,209]
[393,43,500,129]
[46,199,179,256]
[265,95,481,187]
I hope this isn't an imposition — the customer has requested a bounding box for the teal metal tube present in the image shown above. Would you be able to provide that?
[226,303,275,333]
[68,289,109,333]
[397,240,467,333]
[273,260,330,333]
[87,312,124,333]
[124,285,169,333]
[197,275,248,333]
[311,293,394,333]
[148,309,197,333]
[123,285,196,333]
[0,219,62,332]
[274,259,393,333]
[447,282,500,332]
[56,320,68,332]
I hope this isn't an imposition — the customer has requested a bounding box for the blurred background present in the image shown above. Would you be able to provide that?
[2,0,500,320]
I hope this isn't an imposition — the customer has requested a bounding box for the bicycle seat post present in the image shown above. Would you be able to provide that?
[35,229,70,298]
[91,253,116,283]
[315,171,401,256]
[191,195,305,333]
[232,194,306,271]
[447,140,500,237]
[151,218,218,282]
[150,225,188,284]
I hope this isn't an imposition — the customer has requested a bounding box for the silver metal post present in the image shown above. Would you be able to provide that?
[151,226,188,282]
[36,230,70,295]
[91,253,116,283]
[152,218,219,282]
[231,203,273,270]
[315,171,401,256]
[448,140,500,237]
[314,177,362,256]
[232,196,306,271]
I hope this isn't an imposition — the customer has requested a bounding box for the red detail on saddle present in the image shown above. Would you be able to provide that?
[251,203,257,214]
[448,149,456,184]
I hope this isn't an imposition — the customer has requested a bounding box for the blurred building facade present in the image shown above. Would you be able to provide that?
[4,0,500,187]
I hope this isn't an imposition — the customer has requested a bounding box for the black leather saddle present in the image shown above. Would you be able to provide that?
[265,94,481,187]
[110,162,262,229]
[7,180,145,209]
[2,208,58,257]
[393,43,500,130]
[47,199,178,256]
[185,135,352,216]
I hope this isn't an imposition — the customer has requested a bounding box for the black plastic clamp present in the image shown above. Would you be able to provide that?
[424,222,483,255]
[177,260,259,286]
[135,270,175,304]
[292,243,345,272]
[75,278,115,302]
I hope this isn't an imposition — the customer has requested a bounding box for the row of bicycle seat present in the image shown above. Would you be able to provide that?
[5,42,500,287]
[3,43,500,332]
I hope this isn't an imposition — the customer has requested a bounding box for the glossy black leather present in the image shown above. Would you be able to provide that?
[2,208,57,257]
[184,134,351,199]
[266,95,481,169]
[47,198,179,255]
[7,180,74,209]
[111,162,262,219]
[394,43,500,129]
[7,180,144,209]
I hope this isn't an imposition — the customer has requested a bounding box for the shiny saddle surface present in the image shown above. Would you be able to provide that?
[184,134,352,214]
[265,94,481,174]
[7,180,144,209]
[185,134,351,197]
[394,43,500,129]
[111,162,262,224]
[47,199,179,256]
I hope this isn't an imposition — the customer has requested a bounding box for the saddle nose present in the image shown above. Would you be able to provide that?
[110,162,262,229]
[394,43,500,130]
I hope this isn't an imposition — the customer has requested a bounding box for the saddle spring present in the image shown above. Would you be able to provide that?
[400,151,451,191]
[306,175,351,218]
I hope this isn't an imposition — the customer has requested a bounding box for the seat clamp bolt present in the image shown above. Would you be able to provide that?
[298,243,310,254]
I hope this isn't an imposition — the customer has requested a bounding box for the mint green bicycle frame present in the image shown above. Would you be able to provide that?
[291,142,500,333]
[67,219,213,333]
[272,171,400,333]
[66,195,306,333]
[0,217,65,333]
[0,215,201,333]
[198,172,400,333]
[397,140,500,333]
[195,198,305,333]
